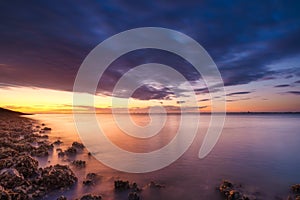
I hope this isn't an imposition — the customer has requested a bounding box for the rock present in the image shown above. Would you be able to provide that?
[72,142,84,149]
[286,196,293,200]
[0,148,20,159]
[218,180,258,200]
[79,194,102,200]
[0,157,15,171]
[292,184,300,194]
[83,173,97,185]
[83,179,93,186]
[34,164,77,191]
[58,151,65,157]
[115,180,130,191]
[149,181,165,189]
[53,140,63,145]
[57,195,68,200]
[65,146,77,155]
[86,173,97,180]
[219,180,234,197]
[72,160,86,168]
[14,155,39,178]
[0,186,10,200]
[128,192,140,200]
[31,143,53,157]
[0,168,28,189]
[132,182,142,192]
[43,127,52,131]
[41,123,45,126]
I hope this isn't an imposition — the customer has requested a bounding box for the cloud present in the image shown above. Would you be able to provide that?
[227,91,251,96]
[295,80,300,84]
[0,1,299,101]
[287,91,300,95]
[274,84,290,87]
[198,98,210,102]
[131,85,174,100]
[227,97,251,102]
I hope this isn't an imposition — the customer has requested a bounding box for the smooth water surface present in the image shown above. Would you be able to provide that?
[27,114,300,200]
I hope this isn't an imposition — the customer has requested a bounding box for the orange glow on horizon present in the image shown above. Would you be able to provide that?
[0,86,299,113]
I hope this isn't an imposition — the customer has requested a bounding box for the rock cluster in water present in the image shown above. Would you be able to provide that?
[219,180,256,200]
[57,141,85,157]
[114,180,143,200]
[287,184,300,200]
[72,160,86,168]
[83,173,97,186]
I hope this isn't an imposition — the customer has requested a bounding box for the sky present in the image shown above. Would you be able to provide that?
[0,0,300,113]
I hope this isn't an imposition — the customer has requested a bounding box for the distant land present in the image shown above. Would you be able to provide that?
[0,107,31,116]
[1,107,300,115]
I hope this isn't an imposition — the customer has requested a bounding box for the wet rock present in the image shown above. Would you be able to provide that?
[219,180,234,197]
[53,140,63,145]
[132,182,142,192]
[0,168,28,189]
[83,173,97,185]
[14,155,38,178]
[42,127,52,131]
[79,194,102,200]
[57,195,68,200]
[83,179,93,186]
[115,180,130,191]
[86,173,97,180]
[65,146,77,155]
[72,142,84,149]
[34,164,77,191]
[128,192,140,200]
[12,185,31,200]
[219,180,256,200]
[0,185,10,200]
[0,159,14,170]
[58,151,65,157]
[286,196,293,200]
[0,148,20,159]
[292,184,300,194]
[31,143,53,157]
[72,160,86,168]
[149,181,165,189]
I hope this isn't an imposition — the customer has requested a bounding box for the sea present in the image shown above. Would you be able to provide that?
[26,113,300,200]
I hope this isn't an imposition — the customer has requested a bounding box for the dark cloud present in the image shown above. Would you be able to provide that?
[131,85,174,100]
[198,98,210,102]
[176,101,186,104]
[295,80,300,84]
[0,1,300,100]
[227,91,251,96]
[274,84,290,87]
[287,91,300,95]
[227,97,251,102]
[198,106,208,109]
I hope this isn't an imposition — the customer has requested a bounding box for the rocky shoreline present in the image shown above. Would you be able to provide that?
[0,114,99,200]
[0,114,165,200]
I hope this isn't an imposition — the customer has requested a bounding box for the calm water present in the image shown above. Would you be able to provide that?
[27,114,300,200]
